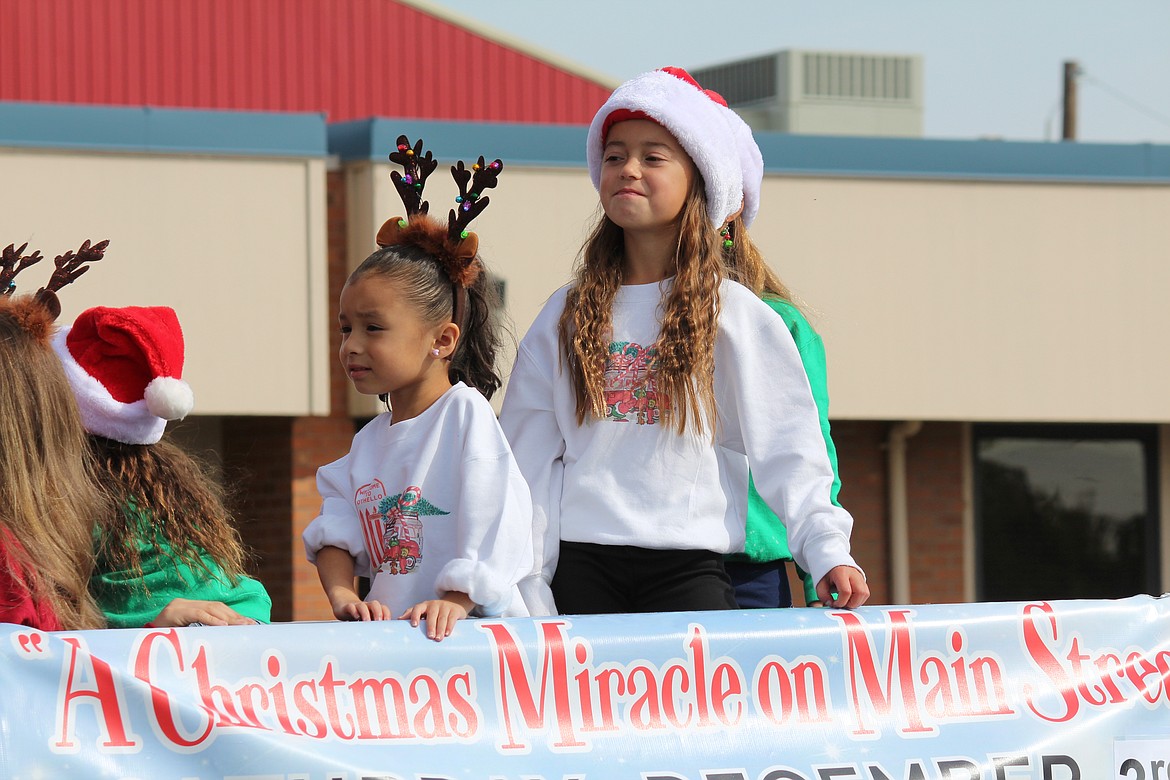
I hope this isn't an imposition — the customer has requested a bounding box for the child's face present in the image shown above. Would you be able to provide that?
[338,273,445,399]
[599,119,696,236]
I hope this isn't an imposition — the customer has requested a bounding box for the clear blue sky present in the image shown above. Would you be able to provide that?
[428,0,1170,144]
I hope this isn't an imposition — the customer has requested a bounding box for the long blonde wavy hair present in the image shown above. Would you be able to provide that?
[0,298,107,630]
[557,175,725,435]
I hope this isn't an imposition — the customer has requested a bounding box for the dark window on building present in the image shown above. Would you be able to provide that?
[974,424,1159,601]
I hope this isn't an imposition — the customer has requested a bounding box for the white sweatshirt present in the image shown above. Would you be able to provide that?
[303,383,533,617]
[500,280,860,616]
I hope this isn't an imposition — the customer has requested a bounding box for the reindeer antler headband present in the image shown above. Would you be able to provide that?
[374,135,504,327]
[1,243,44,298]
[1,239,107,338]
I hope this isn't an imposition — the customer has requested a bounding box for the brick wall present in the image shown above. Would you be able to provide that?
[810,420,967,607]
[905,422,967,605]
[222,417,294,619]
[833,420,893,605]
[220,442,357,630]
[223,416,356,621]
[289,416,355,619]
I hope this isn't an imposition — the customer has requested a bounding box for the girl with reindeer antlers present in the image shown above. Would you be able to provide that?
[500,67,869,616]
[303,137,533,640]
[0,239,110,631]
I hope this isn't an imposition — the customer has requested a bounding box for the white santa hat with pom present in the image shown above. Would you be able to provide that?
[53,305,194,445]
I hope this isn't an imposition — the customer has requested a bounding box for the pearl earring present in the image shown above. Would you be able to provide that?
[431,348,441,357]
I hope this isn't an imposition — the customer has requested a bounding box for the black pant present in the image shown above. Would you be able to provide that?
[552,541,739,615]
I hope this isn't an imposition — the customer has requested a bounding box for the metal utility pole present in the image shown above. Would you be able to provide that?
[1062,60,1079,141]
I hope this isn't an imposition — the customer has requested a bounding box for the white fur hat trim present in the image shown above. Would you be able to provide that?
[725,108,764,227]
[53,326,170,445]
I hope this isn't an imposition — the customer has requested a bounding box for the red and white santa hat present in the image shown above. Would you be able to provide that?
[52,305,194,445]
[587,66,758,228]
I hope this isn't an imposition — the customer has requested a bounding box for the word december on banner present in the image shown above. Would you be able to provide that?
[2,596,1168,778]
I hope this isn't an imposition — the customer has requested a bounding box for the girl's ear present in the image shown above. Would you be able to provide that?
[724,200,744,227]
[433,321,460,360]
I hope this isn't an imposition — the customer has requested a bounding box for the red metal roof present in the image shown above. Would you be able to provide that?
[1,0,612,124]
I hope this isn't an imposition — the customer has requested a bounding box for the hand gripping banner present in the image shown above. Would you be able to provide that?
[1,595,1168,779]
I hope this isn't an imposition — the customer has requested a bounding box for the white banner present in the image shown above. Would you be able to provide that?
[2,595,1168,778]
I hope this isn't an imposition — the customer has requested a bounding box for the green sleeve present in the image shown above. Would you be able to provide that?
[734,297,843,577]
[795,562,820,606]
[91,501,273,628]
[771,299,841,507]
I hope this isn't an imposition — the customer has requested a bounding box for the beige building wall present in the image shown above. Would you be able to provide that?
[754,176,1170,423]
[1,148,330,417]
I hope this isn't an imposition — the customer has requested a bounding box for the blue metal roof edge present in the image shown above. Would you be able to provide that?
[330,117,1170,183]
[328,118,588,167]
[0,102,328,157]
[5,104,1164,182]
[755,134,1170,182]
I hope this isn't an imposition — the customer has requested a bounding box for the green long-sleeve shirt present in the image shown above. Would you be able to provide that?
[727,297,842,604]
[91,500,272,628]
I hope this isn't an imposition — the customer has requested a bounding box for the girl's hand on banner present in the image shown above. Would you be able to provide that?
[816,566,870,608]
[400,592,474,640]
[152,598,255,627]
[335,598,393,621]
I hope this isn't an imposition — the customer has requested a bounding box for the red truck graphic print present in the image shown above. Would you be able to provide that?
[355,482,449,576]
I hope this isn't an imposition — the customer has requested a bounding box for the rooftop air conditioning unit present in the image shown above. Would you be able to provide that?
[692,49,923,137]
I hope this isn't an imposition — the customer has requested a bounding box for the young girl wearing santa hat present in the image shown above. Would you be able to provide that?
[54,304,272,628]
[500,67,867,616]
